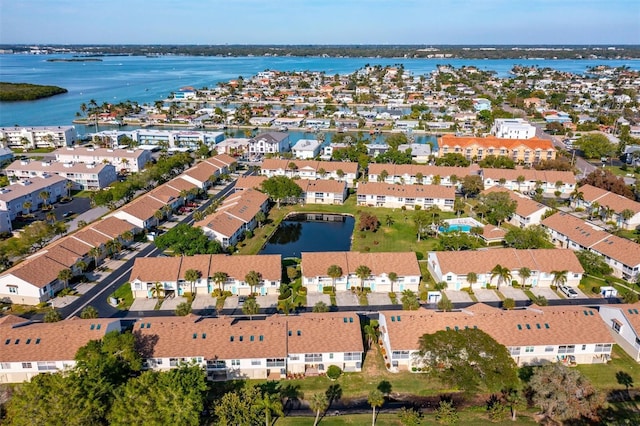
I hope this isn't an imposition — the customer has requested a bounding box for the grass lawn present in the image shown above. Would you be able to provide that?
[603,165,640,179]
[110,281,133,310]
[237,195,450,257]
[275,411,539,425]
[577,345,640,390]
[71,190,95,198]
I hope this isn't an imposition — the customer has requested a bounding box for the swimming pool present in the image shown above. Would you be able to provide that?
[439,224,473,233]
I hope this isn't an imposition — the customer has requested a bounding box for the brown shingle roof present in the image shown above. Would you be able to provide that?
[90,217,136,239]
[130,256,182,282]
[301,251,420,278]
[165,177,198,192]
[209,254,282,282]
[235,175,267,191]
[382,304,613,351]
[579,184,640,214]
[286,312,364,354]
[121,195,165,221]
[482,168,576,184]
[295,179,346,194]
[357,181,455,199]
[73,228,112,247]
[8,255,67,287]
[367,163,477,178]
[177,255,211,281]
[439,134,555,151]
[261,159,358,174]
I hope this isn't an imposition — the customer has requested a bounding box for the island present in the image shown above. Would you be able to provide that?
[46,58,102,62]
[0,82,68,101]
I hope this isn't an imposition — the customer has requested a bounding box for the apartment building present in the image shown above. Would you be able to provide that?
[490,118,537,139]
[438,135,556,165]
[260,159,358,186]
[367,163,480,186]
[0,126,77,149]
[480,187,551,228]
[53,147,152,173]
[5,159,117,190]
[356,181,455,211]
[248,132,290,154]
[0,175,67,221]
[574,184,640,230]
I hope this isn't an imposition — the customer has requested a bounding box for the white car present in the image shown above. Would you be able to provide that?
[560,286,579,299]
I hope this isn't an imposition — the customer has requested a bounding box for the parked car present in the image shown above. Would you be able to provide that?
[560,286,579,299]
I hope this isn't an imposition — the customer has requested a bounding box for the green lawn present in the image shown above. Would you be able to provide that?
[603,165,640,179]
[577,345,640,390]
[110,281,133,310]
[237,195,450,257]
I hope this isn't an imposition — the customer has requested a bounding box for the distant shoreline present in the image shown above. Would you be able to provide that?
[0,82,67,102]
[46,58,102,63]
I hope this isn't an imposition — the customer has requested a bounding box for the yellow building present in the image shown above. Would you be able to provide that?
[438,135,556,165]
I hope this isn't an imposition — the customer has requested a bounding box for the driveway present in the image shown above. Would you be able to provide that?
[474,288,501,302]
[367,292,392,306]
[223,295,239,310]
[335,291,358,307]
[530,287,561,301]
[158,296,187,311]
[255,294,279,309]
[499,287,529,301]
[130,298,158,311]
[51,295,80,308]
[307,293,331,308]
[192,295,216,311]
[443,290,473,303]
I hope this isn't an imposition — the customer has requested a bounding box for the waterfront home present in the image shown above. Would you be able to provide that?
[438,135,556,165]
[480,187,551,228]
[301,251,421,293]
[356,181,455,211]
[195,189,269,248]
[0,126,77,150]
[6,159,117,190]
[573,184,640,230]
[53,146,152,173]
[597,304,640,361]
[214,138,250,156]
[129,253,281,297]
[482,168,576,195]
[427,248,584,290]
[378,304,614,371]
[397,143,432,163]
[541,212,640,281]
[134,312,363,380]
[260,159,358,186]
[0,316,123,383]
[490,118,536,139]
[291,139,322,159]
[367,163,479,186]
[248,132,290,155]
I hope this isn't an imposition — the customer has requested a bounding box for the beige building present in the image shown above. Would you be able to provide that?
[438,135,556,165]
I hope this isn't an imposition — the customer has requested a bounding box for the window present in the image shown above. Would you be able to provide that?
[545,346,554,353]
[305,353,322,363]
[251,359,261,366]
[558,345,575,354]
[329,353,333,359]
[525,347,534,353]
[509,347,521,356]
[21,362,32,369]
[37,361,57,371]
[289,355,300,361]
[231,359,240,367]
[595,343,612,353]
[612,320,622,333]
[392,351,410,359]
[266,358,285,367]
[8,286,17,294]
[0,363,10,369]
[206,360,226,369]
[581,345,586,351]
[169,358,180,367]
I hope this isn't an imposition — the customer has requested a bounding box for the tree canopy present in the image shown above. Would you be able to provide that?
[417,328,519,393]
[154,223,222,255]
[575,133,615,159]
[503,225,553,249]
[476,192,517,225]
[260,176,303,207]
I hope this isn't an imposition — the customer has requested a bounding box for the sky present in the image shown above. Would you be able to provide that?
[0,0,638,45]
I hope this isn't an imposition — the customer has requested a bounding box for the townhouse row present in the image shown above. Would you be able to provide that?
[235,175,348,206]
[573,184,640,230]
[6,302,638,384]
[6,159,117,190]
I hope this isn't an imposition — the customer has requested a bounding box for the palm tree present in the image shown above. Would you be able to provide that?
[64,181,73,199]
[388,272,398,293]
[368,389,384,426]
[620,208,635,228]
[80,305,99,319]
[121,230,134,243]
[184,268,201,295]
[242,297,260,320]
[490,264,512,290]
[39,190,50,210]
[212,271,229,293]
[309,393,329,426]
[466,272,478,291]
[153,210,164,224]
[589,201,600,220]
[364,323,379,349]
[74,260,87,274]
[355,265,372,289]
[256,392,283,426]
[22,201,32,216]
[57,268,72,289]
[89,246,103,268]
[45,211,56,224]
[245,270,261,295]
[518,267,532,288]
[384,215,394,227]
[516,175,525,191]
[192,211,204,222]
[255,210,266,228]
[551,270,568,288]
[571,189,584,207]
[327,264,343,293]
[150,281,164,300]
[415,172,424,184]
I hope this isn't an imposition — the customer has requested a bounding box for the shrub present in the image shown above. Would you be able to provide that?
[298,286,307,295]
[322,286,334,295]
[326,365,342,380]
[363,246,371,252]
[503,298,516,310]
[175,302,192,316]
[278,288,292,300]
[622,291,639,304]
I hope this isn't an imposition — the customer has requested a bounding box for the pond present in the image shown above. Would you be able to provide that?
[259,213,354,258]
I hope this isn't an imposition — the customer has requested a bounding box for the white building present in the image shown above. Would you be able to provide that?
[5,159,117,190]
[481,187,551,228]
[356,181,455,211]
[301,251,421,293]
[248,132,290,154]
[53,147,152,173]
[291,139,322,159]
[92,129,224,149]
[598,304,640,361]
[491,118,537,139]
[260,159,358,187]
[0,126,77,150]
[0,175,67,221]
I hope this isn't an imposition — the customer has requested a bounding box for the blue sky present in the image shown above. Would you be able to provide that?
[0,0,638,45]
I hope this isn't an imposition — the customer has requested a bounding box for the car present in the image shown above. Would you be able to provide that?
[560,286,579,299]
[237,296,246,307]
[62,211,74,218]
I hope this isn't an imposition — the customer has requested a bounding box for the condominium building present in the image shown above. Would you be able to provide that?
[5,159,117,190]
[0,126,77,149]
[53,147,152,173]
[491,118,537,139]
[438,135,556,165]
[0,175,67,221]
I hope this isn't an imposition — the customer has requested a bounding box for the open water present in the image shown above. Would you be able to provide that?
[0,54,638,128]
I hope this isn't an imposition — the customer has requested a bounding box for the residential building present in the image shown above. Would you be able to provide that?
[5,159,117,190]
[367,163,479,186]
[481,187,551,228]
[53,147,152,173]
[248,132,290,154]
[214,138,250,156]
[0,147,15,165]
[491,118,537,139]
[195,189,269,248]
[356,181,455,211]
[260,159,358,186]
[378,304,614,370]
[0,126,77,149]
[482,168,576,195]
[541,212,640,280]
[598,304,640,361]
[0,175,67,220]
[91,129,224,150]
[291,139,322,159]
[295,179,348,205]
[112,195,166,229]
[427,248,584,290]
[301,251,421,293]
[129,254,282,297]
[180,154,237,190]
[397,143,431,163]
[135,312,363,380]
[574,184,640,230]
[0,316,123,383]
[438,135,556,165]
